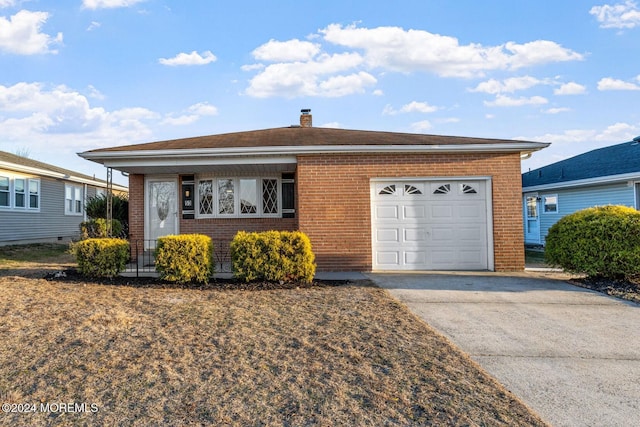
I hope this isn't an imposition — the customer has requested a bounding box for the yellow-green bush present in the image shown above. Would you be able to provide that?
[155,234,214,284]
[72,238,130,278]
[230,230,316,283]
[545,205,640,279]
[80,218,123,239]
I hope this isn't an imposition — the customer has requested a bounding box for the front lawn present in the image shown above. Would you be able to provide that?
[0,246,546,426]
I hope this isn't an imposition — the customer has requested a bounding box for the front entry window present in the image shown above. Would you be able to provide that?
[526,196,538,218]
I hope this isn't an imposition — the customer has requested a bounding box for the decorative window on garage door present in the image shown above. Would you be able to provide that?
[378,184,396,195]
[404,184,423,195]
[461,183,478,194]
[433,183,451,194]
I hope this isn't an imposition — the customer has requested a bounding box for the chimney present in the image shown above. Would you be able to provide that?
[300,109,312,128]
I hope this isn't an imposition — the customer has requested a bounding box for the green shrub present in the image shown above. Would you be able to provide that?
[80,218,123,239]
[155,234,214,284]
[72,238,130,278]
[84,193,129,238]
[230,230,316,283]
[545,205,640,279]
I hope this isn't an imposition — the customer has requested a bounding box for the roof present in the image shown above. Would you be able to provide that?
[0,150,128,191]
[522,137,640,189]
[83,126,547,153]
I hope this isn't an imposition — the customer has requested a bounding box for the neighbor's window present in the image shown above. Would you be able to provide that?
[0,176,9,207]
[543,195,558,213]
[65,184,83,215]
[28,179,40,210]
[14,178,25,208]
[197,177,280,218]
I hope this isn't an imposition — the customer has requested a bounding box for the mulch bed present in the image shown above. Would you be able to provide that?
[569,276,640,304]
[44,268,350,291]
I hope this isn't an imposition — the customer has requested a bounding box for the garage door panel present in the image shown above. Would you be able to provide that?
[405,251,427,265]
[375,205,399,220]
[376,228,399,242]
[377,251,400,266]
[404,205,426,219]
[404,228,427,242]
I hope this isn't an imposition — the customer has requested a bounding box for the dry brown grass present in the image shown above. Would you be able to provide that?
[0,245,547,426]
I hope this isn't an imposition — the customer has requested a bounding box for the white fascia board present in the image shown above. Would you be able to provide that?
[103,155,297,170]
[522,171,640,193]
[0,160,126,190]
[80,142,550,164]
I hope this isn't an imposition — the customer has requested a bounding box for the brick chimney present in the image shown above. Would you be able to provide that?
[300,109,312,127]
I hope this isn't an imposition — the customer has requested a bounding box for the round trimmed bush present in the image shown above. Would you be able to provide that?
[545,205,640,279]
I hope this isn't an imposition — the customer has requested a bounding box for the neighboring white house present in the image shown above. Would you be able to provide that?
[0,150,128,245]
[522,136,640,246]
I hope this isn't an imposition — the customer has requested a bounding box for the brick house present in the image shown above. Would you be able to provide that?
[80,110,548,272]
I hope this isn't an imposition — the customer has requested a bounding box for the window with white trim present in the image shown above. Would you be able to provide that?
[14,178,25,208]
[543,195,558,213]
[65,184,84,215]
[197,177,280,218]
[0,176,9,207]
[28,180,40,210]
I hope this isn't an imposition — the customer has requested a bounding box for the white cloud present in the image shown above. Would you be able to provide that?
[383,101,439,115]
[188,102,218,116]
[82,0,146,9]
[319,24,583,78]
[243,24,583,98]
[485,114,495,119]
[410,120,433,132]
[0,10,63,55]
[252,39,320,62]
[159,50,217,66]
[0,82,159,152]
[470,76,547,94]
[87,21,101,31]
[544,107,571,114]
[484,95,548,107]
[590,1,640,29]
[245,53,374,98]
[372,89,384,96]
[554,82,587,95]
[319,122,343,128]
[161,115,199,126]
[597,77,640,90]
[0,0,17,8]
[87,85,105,100]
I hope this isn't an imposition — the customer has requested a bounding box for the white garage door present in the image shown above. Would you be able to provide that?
[372,179,491,270]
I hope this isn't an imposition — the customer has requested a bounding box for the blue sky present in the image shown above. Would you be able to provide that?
[1,0,639,186]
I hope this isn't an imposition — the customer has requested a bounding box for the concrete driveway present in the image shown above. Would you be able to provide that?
[368,272,640,427]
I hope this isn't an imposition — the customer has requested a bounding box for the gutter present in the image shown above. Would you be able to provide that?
[523,171,640,192]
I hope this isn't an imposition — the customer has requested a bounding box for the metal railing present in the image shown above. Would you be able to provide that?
[127,239,232,277]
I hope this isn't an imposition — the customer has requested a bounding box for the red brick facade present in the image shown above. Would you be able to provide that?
[127,151,524,272]
[296,152,524,271]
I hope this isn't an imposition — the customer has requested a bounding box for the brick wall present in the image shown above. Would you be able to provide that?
[296,152,524,272]
[128,173,145,244]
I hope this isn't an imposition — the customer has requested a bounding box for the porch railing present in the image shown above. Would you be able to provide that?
[126,239,232,277]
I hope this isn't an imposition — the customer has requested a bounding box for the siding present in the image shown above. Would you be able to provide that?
[0,176,104,245]
[537,182,635,244]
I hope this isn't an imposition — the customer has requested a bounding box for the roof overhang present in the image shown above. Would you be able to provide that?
[79,142,550,175]
[523,171,640,193]
[0,160,128,192]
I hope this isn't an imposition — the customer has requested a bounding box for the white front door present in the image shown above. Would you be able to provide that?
[524,194,540,244]
[146,179,178,243]
[371,179,491,271]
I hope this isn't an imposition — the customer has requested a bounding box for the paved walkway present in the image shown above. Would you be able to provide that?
[368,272,640,427]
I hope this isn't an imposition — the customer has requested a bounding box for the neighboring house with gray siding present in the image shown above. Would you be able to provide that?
[522,136,640,245]
[0,151,128,245]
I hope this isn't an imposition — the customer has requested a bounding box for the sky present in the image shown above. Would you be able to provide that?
[1,0,639,187]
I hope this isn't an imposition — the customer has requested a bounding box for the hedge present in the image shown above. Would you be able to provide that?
[80,218,123,239]
[545,205,640,279]
[72,238,130,278]
[155,234,214,284]
[230,230,316,283]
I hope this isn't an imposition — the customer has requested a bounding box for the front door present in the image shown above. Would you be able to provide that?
[524,194,540,244]
[146,179,178,244]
